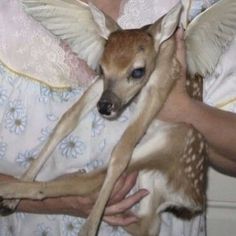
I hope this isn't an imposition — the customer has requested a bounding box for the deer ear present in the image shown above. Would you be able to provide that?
[149,3,182,47]
[89,2,120,39]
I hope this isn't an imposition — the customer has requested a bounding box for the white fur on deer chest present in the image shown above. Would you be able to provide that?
[131,120,178,162]
[137,170,197,217]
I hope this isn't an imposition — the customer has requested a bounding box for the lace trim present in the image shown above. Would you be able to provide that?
[0,0,94,89]
[0,56,70,90]
[118,0,219,29]
[118,0,178,29]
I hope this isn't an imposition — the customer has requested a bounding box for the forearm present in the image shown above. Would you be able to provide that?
[184,99,236,162]
[207,147,236,177]
[160,29,236,175]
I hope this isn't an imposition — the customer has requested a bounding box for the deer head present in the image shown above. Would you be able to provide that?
[94,3,182,119]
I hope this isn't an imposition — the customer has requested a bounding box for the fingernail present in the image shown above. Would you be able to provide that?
[141,189,150,195]
[129,216,139,223]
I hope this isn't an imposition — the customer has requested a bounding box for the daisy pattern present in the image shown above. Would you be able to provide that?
[6,99,25,117]
[128,102,137,113]
[0,221,16,236]
[98,139,106,153]
[62,215,85,236]
[91,111,105,137]
[4,72,17,86]
[38,127,53,143]
[58,87,82,102]
[0,87,8,105]
[5,111,27,135]
[39,85,53,103]
[110,227,127,236]
[46,215,57,221]
[59,135,86,159]
[46,113,58,122]
[0,63,4,76]
[16,149,38,168]
[34,223,53,236]
[0,142,7,159]
[86,159,104,172]
[0,64,16,85]
[117,114,129,123]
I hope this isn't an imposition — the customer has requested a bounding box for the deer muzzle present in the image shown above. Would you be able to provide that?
[97,90,122,119]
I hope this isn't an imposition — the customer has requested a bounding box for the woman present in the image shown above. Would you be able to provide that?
[0,0,235,235]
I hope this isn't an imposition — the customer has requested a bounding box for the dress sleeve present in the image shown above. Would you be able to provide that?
[0,0,95,89]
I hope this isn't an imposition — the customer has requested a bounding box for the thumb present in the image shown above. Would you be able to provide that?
[175,27,186,72]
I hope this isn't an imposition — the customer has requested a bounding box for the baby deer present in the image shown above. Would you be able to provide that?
[1,0,236,235]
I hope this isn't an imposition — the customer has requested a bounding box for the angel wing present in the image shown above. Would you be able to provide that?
[185,0,236,76]
[21,0,116,70]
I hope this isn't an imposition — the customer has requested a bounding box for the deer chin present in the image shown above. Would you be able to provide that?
[101,97,136,120]
[100,109,121,120]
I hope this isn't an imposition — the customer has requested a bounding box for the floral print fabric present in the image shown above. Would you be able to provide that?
[1,0,235,235]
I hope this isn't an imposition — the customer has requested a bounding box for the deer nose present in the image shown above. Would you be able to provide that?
[97,100,114,116]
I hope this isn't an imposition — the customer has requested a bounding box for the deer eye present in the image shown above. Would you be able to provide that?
[130,67,145,79]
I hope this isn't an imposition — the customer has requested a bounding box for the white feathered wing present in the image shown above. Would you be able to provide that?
[21,0,107,70]
[185,0,236,77]
[22,0,236,78]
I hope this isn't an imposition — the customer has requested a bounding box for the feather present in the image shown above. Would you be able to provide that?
[21,0,106,70]
[185,0,236,76]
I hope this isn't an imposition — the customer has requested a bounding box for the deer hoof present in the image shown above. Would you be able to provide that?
[0,198,16,216]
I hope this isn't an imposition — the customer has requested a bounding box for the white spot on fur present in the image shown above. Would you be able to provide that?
[196,158,204,169]
[187,147,193,155]
[199,173,204,181]
[185,166,192,173]
[185,158,192,164]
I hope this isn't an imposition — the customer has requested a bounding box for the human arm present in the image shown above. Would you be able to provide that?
[159,28,236,176]
[0,172,148,226]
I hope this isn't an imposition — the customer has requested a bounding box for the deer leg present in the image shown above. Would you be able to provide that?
[78,64,178,236]
[0,121,187,200]
[0,78,103,215]
[0,169,106,200]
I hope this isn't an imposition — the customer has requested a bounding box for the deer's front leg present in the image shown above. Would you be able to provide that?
[0,78,103,215]
[79,66,178,236]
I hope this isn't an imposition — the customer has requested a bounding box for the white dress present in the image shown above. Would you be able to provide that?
[0,0,234,235]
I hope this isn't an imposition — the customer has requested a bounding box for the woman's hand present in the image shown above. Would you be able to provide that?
[158,27,191,123]
[57,171,148,226]
[104,172,149,226]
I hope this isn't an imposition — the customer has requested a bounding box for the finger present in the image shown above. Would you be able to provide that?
[104,211,139,226]
[109,173,128,200]
[83,171,139,206]
[175,28,187,89]
[108,171,139,205]
[175,27,186,70]
[176,26,184,41]
[105,189,149,216]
